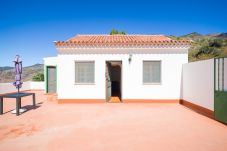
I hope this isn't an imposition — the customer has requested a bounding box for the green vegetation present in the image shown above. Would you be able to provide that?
[189,38,227,62]
[32,73,44,81]
[110,29,126,35]
[169,32,227,62]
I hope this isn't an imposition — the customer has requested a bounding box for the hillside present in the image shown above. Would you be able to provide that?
[169,32,227,62]
[0,66,14,71]
[0,64,43,83]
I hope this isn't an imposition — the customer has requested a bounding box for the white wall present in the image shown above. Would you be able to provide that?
[0,82,30,94]
[123,53,187,100]
[43,57,58,66]
[55,49,188,100]
[182,59,214,111]
[0,81,44,94]
[30,81,45,90]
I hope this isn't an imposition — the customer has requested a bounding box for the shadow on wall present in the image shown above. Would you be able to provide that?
[180,66,183,100]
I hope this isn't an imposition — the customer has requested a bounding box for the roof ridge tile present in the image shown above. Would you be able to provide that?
[55,34,191,47]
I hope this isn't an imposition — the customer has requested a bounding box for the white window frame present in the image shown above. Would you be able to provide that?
[75,61,95,85]
[143,61,162,85]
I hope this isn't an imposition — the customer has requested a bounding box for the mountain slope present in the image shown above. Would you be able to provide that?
[0,64,43,83]
[170,32,227,62]
[0,66,14,71]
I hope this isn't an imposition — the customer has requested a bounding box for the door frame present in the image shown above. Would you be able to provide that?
[214,57,227,124]
[105,61,122,102]
[45,65,57,93]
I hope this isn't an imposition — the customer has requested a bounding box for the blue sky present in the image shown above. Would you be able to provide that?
[0,0,226,66]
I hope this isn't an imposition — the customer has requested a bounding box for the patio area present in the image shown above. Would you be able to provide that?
[0,90,227,151]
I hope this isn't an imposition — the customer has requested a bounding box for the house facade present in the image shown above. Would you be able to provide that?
[44,35,190,103]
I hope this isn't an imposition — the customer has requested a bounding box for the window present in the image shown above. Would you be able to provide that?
[143,61,161,84]
[75,61,95,84]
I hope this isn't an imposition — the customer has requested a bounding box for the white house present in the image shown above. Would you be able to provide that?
[44,35,190,103]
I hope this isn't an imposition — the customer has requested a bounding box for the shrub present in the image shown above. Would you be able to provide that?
[32,73,44,81]
[208,39,223,47]
[110,29,126,35]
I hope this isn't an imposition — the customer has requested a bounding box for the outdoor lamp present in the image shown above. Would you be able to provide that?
[128,54,132,64]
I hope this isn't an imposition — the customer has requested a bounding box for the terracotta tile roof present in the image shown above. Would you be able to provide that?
[55,35,191,47]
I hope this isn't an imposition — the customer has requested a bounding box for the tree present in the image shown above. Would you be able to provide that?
[110,29,126,35]
[32,73,44,81]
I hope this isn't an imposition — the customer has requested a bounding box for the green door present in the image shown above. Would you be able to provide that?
[47,66,56,93]
[214,58,227,124]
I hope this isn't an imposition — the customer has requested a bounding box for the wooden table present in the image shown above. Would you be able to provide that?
[0,92,36,116]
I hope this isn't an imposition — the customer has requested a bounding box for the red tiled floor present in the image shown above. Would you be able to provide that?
[0,91,227,151]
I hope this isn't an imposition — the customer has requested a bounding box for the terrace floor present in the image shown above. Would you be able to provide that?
[0,91,227,151]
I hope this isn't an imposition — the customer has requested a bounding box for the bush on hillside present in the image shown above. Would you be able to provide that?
[32,73,44,81]
[189,38,227,62]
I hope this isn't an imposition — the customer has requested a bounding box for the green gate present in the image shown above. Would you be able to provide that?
[214,57,227,124]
